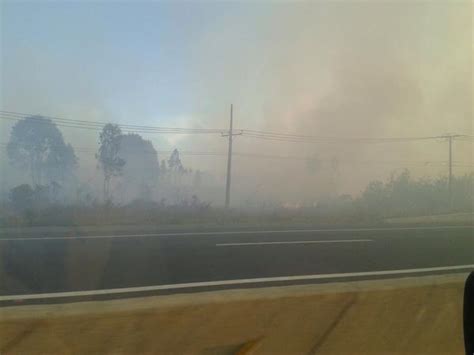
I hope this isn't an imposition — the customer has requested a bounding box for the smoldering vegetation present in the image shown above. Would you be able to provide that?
[0,2,472,228]
[0,115,472,228]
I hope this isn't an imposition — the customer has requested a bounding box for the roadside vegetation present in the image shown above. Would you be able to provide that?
[1,170,472,228]
[1,115,472,228]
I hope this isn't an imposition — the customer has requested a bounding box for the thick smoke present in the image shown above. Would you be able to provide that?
[1,1,472,206]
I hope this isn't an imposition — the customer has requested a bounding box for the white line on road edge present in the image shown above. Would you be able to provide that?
[0,225,472,241]
[1,264,473,302]
[216,239,372,246]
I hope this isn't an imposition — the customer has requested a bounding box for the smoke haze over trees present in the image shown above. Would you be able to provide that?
[6,116,77,187]
[96,123,125,202]
[0,1,472,227]
[117,133,160,202]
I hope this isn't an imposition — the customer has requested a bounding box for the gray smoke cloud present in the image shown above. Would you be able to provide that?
[179,1,472,203]
[1,1,472,206]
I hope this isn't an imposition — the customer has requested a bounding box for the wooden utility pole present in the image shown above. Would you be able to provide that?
[225,104,234,208]
[441,134,461,209]
[448,135,453,200]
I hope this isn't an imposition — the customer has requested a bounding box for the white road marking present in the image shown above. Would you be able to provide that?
[0,225,472,241]
[216,239,372,246]
[1,264,472,302]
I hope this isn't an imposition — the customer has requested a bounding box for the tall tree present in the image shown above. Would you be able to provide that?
[168,148,185,184]
[168,149,184,174]
[9,184,34,211]
[7,115,77,185]
[166,149,186,202]
[96,124,125,202]
[45,142,77,184]
[118,133,159,200]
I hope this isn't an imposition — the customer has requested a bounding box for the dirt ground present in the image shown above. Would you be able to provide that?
[0,274,468,354]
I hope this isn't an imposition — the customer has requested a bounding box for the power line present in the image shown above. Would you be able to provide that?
[1,140,472,167]
[3,109,471,144]
[0,114,441,144]
[0,110,225,133]
[0,111,226,135]
[240,131,450,144]
[15,147,473,168]
[240,129,442,143]
[455,136,474,142]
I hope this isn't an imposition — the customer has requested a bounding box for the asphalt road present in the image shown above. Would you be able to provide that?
[0,225,473,303]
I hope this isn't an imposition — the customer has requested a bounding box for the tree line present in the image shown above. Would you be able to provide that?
[5,115,199,206]
[4,115,473,221]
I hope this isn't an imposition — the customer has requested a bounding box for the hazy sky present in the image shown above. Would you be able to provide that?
[1,1,472,202]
